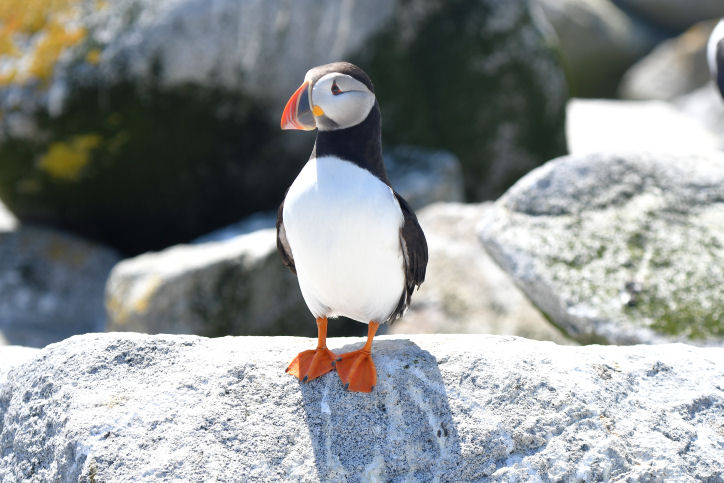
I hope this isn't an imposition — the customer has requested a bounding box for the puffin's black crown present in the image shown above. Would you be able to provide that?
[306,62,375,93]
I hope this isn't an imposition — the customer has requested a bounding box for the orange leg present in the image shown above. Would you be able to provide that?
[335,321,379,392]
[286,317,337,382]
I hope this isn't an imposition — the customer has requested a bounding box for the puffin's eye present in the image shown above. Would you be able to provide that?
[331,81,342,96]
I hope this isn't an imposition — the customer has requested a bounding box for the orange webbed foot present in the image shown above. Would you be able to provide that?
[286,347,337,382]
[335,349,377,392]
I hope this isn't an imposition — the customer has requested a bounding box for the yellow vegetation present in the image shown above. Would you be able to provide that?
[0,0,86,85]
[85,48,101,65]
[38,133,102,181]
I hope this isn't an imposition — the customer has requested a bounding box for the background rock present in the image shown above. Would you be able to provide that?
[534,0,660,97]
[358,0,568,201]
[387,203,573,345]
[619,20,717,101]
[107,202,572,343]
[615,0,724,33]
[105,228,331,338]
[0,199,17,231]
[192,145,465,244]
[0,0,567,253]
[384,146,464,210]
[1,333,723,481]
[566,98,722,154]
[105,148,463,339]
[675,83,724,148]
[480,151,724,345]
[0,225,119,347]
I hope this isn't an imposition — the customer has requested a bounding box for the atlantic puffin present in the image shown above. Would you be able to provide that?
[709,19,724,99]
[277,62,428,392]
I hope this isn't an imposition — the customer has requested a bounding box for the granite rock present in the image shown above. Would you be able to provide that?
[1,333,723,481]
[619,20,718,101]
[480,151,724,344]
[104,147,463,339]
[388,203,573,345]
[0,0,567,253]
[616,0,724,33]
[534,0,660,97]
[384,146,464,210]
[675,83,724,148]
[105,229,321,338]
[0,225,119,347]
[359,0,568,200]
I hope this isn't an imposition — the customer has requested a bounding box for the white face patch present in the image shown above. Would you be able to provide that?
[309,72,376,131]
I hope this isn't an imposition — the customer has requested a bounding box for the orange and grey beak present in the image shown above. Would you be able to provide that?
[281,82,317,130]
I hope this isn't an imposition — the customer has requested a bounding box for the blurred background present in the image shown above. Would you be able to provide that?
[0,0,722,348]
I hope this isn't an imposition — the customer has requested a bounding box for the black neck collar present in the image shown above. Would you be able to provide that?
[311,103,390,185]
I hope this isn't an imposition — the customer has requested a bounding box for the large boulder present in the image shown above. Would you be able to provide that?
[357,0,568,200]
[534,0,660,98]
[566,98,722,154]
[616,0,724,33]
[0,0,567,254]
[480,151,724,345]
[387,203,573,345]
[105,148,463,339]
[1,333,723,481]
[106,205,570,343]
[619,20,718,101]
[0,223,119,347]
[104,228,333,338]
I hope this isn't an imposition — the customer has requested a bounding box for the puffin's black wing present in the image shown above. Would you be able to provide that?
[388,192,428,322]
[276,199,296,274]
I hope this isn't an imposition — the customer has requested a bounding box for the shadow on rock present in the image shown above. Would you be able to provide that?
[298,338,462,481]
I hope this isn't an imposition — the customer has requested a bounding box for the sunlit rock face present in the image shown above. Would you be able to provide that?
[1,333,723,481]
[480,151,724,345]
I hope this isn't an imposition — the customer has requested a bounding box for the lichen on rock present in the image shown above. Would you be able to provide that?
[480,151,724,345]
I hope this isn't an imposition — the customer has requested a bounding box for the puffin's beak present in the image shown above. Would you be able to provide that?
[281,81,316,130]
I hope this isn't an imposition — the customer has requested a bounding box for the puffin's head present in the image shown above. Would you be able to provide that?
[281,62,376,132]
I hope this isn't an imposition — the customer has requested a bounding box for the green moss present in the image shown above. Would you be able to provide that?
[627,292,724,339]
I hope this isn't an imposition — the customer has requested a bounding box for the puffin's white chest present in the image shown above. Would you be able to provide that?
[283,156,405,323]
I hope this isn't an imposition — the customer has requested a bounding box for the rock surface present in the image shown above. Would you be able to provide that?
[104,147,464,339]
[616,0,724,33]
[566,98,722,154]
[675,83,724,148]
[0,0,567,253]
[0,225,119,347]
[480,151,724,345]
[106,201,570,343]
[1,333,723,481]
[387,203,573,345]
[384,146,464,210]
[359,0,568,200]
[105,228,338,338]
[619,20,717,101]
[0,200,17,231]
[534,0,660,97]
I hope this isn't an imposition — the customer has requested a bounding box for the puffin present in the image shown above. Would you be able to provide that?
[276,62,428,392]
[708,19,724,99]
